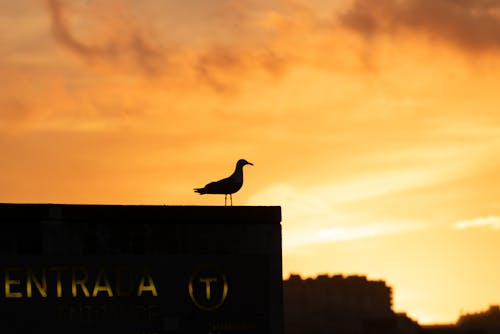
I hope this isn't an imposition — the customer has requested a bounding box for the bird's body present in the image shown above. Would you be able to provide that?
[194,159,253,205]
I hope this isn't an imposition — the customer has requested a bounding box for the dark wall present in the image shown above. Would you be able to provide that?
[0,204,283,334]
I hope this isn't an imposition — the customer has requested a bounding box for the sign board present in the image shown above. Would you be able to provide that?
[0,204,283,334]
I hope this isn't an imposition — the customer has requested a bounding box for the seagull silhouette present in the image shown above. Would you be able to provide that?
[194,159,253,206]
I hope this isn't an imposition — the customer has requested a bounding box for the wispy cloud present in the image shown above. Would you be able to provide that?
[453,216,500,230]
[35,0,500,100]
[43,0,289,91]
[45,0,167,74]
[318,223,422,243]
[340,0,500,52]
[247,183,425,249]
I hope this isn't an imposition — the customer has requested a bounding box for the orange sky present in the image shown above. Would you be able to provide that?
[2,0,500,324]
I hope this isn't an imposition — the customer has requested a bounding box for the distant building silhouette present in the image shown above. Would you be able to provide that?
[456,305,500,334]
[284,274,500,334]
[419,305,500,334]
[283,274,419,334]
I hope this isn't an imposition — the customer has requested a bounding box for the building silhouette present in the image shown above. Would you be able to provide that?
[283,274,419,334]
[456,305,500,334]
[419,305,500,334]
[284,273,500,334]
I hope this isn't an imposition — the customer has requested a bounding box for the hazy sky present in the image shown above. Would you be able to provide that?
[2,0,500,324]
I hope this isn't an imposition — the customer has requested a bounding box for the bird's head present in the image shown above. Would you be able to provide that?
[237,159,253,168]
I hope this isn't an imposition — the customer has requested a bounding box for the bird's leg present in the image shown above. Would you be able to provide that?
[224,194,227,206]
[230,194,233,206]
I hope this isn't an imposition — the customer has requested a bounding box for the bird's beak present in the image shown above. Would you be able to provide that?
[247,162,254,166]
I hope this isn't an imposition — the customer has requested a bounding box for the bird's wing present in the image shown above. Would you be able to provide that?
[200,177,241,194]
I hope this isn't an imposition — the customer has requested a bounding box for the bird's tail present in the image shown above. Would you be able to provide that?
[194,188,206,194]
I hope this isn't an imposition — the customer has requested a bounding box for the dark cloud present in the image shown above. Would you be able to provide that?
[46,0,166,74]
[340,0,500,51]
[194,45,244,93]
[43,0,293,92]
[194,45,287,93]
[43,0,500,88]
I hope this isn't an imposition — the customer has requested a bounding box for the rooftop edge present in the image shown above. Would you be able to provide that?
[0,203,282,224]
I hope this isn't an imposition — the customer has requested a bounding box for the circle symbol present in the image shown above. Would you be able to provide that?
[188,268,228,311]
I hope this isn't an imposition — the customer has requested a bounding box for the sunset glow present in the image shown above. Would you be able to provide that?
[2,0,500,324]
